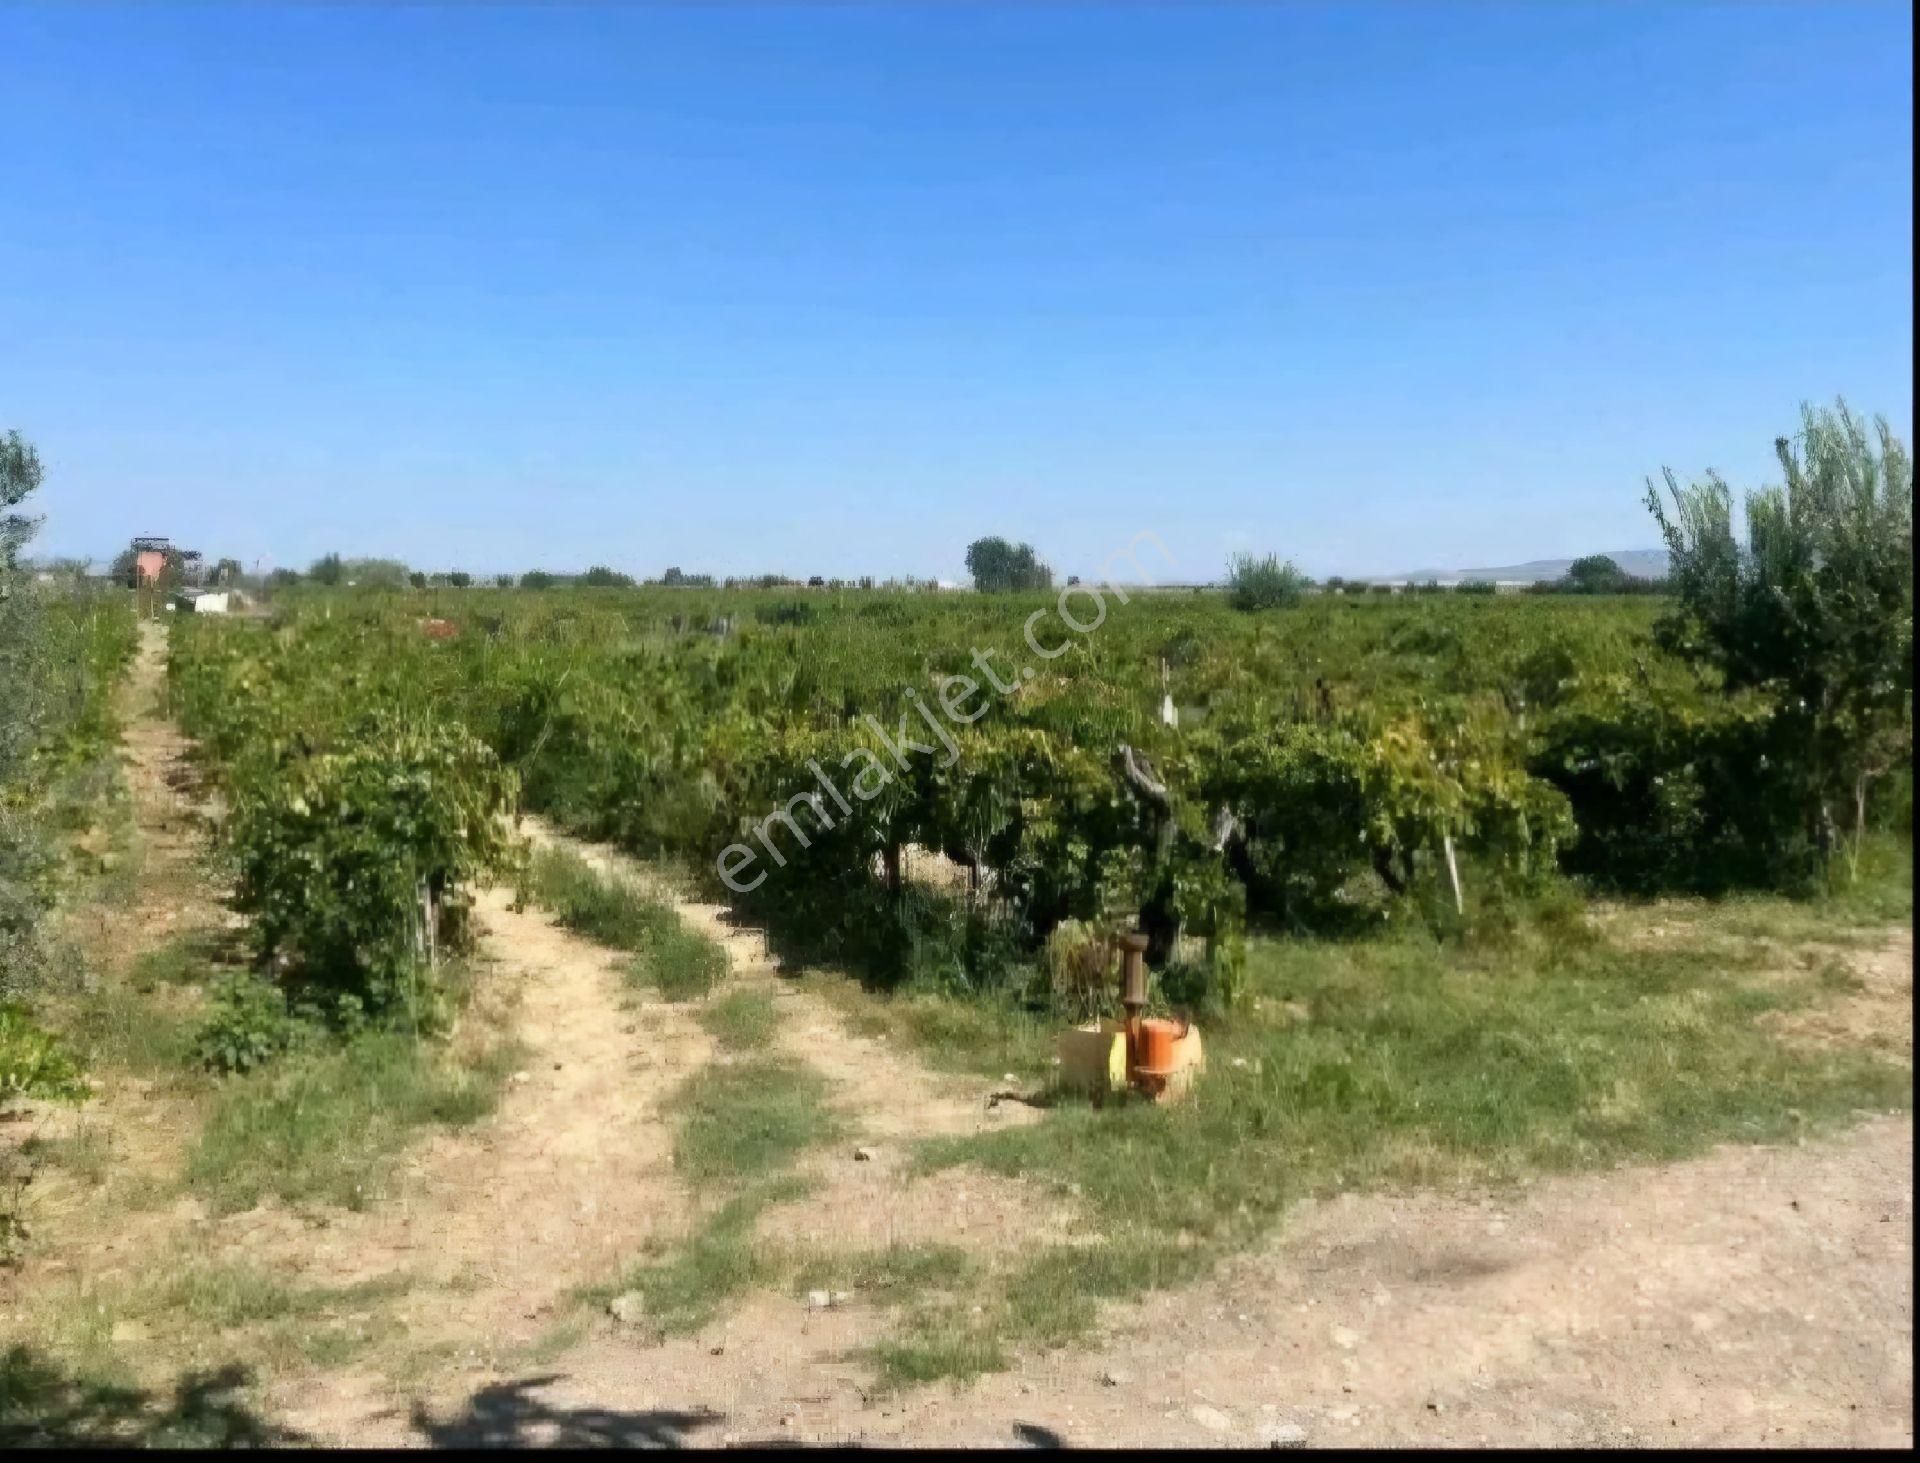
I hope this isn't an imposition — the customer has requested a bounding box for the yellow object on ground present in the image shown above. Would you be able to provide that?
[1056,1018,1128,1095]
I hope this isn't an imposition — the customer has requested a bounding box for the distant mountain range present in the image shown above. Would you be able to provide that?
[1359,548,1669,585]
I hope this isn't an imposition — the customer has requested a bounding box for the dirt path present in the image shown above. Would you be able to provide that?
[266,822,1061,1444]
[514,821,1066,1260]
[301,1107,1912,1449]
[826,1113,1911,1449]
[3,622,228,1276]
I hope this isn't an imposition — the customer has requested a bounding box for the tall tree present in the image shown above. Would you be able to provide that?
[964,536,1053,592]
[0,431,44,580]
[1562,554,1628,594]
[1646,399,1913,865]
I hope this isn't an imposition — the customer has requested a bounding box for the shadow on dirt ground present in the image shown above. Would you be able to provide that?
[0,1344,307,1448]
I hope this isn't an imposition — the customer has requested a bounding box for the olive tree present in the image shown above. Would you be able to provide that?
[1646,400,1913,871]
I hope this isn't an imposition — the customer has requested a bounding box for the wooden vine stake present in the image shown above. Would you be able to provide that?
[419,881,439,971]
[1442,833,1464,917]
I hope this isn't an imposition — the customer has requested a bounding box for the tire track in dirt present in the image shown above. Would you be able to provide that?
[5,622,224,1291]
[514,819,1074,1260]
[257,884,722,1433]
[284,821,1072,1445]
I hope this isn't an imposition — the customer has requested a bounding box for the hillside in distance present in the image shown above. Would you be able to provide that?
[1360,548,1669,585]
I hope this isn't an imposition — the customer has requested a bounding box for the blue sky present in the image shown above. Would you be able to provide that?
[3,3,1911,582]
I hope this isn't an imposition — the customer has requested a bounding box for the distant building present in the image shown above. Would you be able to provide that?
[170,587,243,615]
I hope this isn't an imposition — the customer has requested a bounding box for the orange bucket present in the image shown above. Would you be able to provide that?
[1134,1017,1188,1077]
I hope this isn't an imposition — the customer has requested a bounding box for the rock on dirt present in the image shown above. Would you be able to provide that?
[1191,1404,1232,1432]
[1259,1420,1308,1448]
[607,1292,647,1326]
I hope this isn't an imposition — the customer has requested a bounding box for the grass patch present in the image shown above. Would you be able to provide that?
[9,1259,414,1425]
[520,845,726,1000]
[152,1262,409,1334]
[521,845,678,948]
[188,1030,518,1213]
[1597,832,1914,948]
[801,976,1054,1081]
[697,988,779,1051]
[666,1056,839,1182]
[590,1193,976,1344]
[626,926,728,1002]
[586,1178,809,1337]
[22,1121,116,1186]
[867,1326,1010,1393]
[873,892,1912,1387]
[127,929,236,992]
[580,1036,845,1338]
[789,1241,974,1302]
[64,981,198,1078]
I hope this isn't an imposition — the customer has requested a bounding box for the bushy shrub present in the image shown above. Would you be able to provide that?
[191,975,317,1075]
[1043,919,1116,1022]
[1647,400,1912,871]
[1224,553,1307,611]
[0,1002,85,1102]
[228,712,517,1012]
[1533,681,1806,892]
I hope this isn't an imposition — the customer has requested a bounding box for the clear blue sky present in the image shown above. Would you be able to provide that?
[4,3,1911,582]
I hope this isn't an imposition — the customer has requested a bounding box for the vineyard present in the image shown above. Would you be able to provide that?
[165,580,1910,1030]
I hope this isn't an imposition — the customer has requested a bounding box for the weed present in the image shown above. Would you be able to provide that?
[886,898,1912,1386]
[188,1030,518,1213]
[788,1242,973,1302]
[520,846,726,1000]
[22,1120,115,1186]
[697,988,779,1051]
[666,1057,839,1182]
[588,1178,810,1337]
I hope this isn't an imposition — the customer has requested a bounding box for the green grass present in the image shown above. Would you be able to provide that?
[580,1021,850,1338]
[520,845,727,1000]
[697,988,780,1050]
[586,1178,808,1337]
[64,981,198,1078]
[789,1241,975,1301]
[665,1056,840,1182]
[1630,832,1914,946]
[187,1030,518,1213]
[127,929,236,992]
[7,1259,415,1436]
[626,925,728,1002]
[866,1328,1011,1392]
[589,1192,974,1343]
[22,1121,116,1186]
[152,1262,410,1335]
[801,974,1054,1081]
[864,885,1913,1388]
